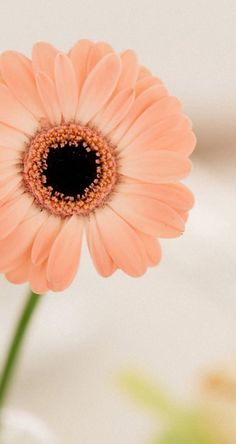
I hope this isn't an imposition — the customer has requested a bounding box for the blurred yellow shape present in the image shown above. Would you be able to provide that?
[200,366,236,444]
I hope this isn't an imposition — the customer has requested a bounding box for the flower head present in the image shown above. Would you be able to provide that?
[0,40,196,292]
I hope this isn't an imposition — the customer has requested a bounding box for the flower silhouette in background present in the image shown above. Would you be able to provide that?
[0,40,195,293]
[200,365,236,444]
[121,364,236,444]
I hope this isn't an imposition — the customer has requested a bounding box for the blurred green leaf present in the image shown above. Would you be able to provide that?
[154,411,215,444]
[119,371,180,422]
[120,372,216,444]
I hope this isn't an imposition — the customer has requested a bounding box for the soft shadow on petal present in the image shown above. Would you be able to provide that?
[95,41,113,58]
[0,147,21,162]
[86,214,116,277]
[0,194,33,239]
[29,260,49,294]
[116,181,194,210]
[1,51,45,118]
[0,85,39,134]
[118,114,191,154]
[120,150,192,183]
[86,45,103,75]
[0,175,22,201]
[0,122,28,151]
[54,53,78,121]
[123,129,196,157]
[69,39,94,98]
[5,253,31,284]
[137,65,151,79]
[47,215,83,291]
[0,210,46,271]
[138,231,162,266]
[36,72,62,125]
[95,205,147,276]
[114,49,138,93]
[31,214,62,266]
[109,192,185,237]
[32,42,58,79]
[76,53,121,124]
[111,85,168,145]
[92,87,135,134]
[119,96,181,147]
[135,75,163,96]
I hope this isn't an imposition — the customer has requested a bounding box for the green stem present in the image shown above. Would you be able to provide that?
[0,290,41,410]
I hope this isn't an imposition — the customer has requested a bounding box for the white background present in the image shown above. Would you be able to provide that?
[0,1,236,443]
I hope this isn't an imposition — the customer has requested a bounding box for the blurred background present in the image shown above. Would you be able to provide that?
[0,0,235,442]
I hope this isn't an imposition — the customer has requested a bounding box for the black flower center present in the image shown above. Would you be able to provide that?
[24,123,117,217]
[43,142,98,198]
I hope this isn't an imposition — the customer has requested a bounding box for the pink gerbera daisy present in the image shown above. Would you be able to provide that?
[0,39,196,293]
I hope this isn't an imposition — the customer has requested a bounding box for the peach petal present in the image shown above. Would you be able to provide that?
[119,114,190,154]
[0,159,19,169]
[156,130,197,156]
[95,206,147,276]
[0,210,46,271]
[121,150,192,183]
[138,65,151,79]
[29,261,49,294]
[0,123,28,151]
[5,255,30,284]
[93,88,135,134]
[117,181,194,210]
[86,214,116,277]
[69,39,94,98]
[36,72,61,125]
[76,53,121,124]
[86,42,113,74]
[0,194,33,239]
[0,166,21,182]
[0,181,23,209]
[1,51,45,118]
[22,204,40,221]
[0,161,20,173]
[2,246,30,273]
[31,214,61,265]
[95,42,113,57]
[138,231,162,266]
[0,175,22,200]
[0,85,39,134]
[54,53,78,121]
[111,85,168,145]
[135,75,163,96]
[119,96,181,147]
[114,50,138,93]
[0,72,6,85]
[0,147,20,162]
[47,215,83,291]
[109,192,185,238]
[122,130,195,158]
[32,42,58,79]
[176,209,189,222]
[0,177,14,188]
[86,45,102,74]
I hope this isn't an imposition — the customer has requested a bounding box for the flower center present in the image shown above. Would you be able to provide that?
[44,143,98,198]
[23,123,117,217]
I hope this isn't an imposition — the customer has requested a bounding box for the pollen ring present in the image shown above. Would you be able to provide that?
[23,123,117,217]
